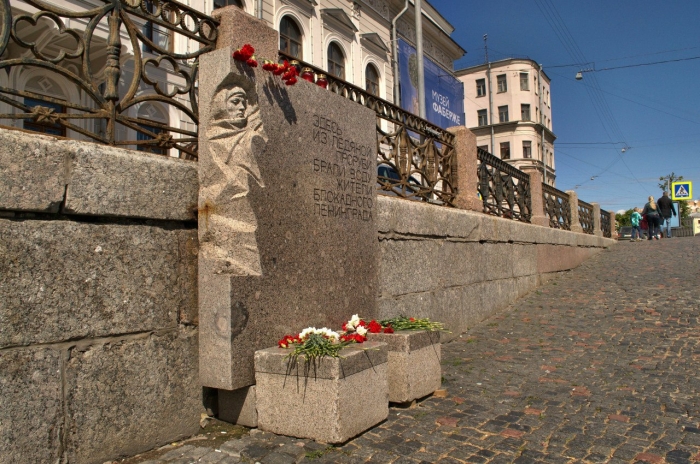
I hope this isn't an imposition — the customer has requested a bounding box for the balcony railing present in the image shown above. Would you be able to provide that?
[477,147,531,222]
[542,184,571,230]
[578,199,595,235]
[600,210,612,238]
[0,0,219,160]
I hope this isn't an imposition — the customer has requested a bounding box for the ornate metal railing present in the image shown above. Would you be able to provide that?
[600,210,612,238]
[0,0,219,160]
[476,147,531,222]
[280,51,457,206]
[542,184,571,230]
[578,199,595,234]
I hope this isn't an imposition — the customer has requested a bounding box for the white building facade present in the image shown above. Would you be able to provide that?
[456,58,556,185]
[1,0,464,157]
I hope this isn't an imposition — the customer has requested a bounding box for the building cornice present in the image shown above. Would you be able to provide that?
[456,58,551,84]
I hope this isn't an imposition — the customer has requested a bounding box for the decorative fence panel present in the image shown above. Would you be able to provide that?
[280,52,457,207]
[476,147,531,222]
[542,184,571,230]
[600,210,612,238]
[578,200,595,235]
[0,0,219,160]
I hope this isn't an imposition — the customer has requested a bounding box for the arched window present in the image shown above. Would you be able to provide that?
[327,42,345,80]
[213,0,243,10]
[365,64,380,96]
[280,16,303,59]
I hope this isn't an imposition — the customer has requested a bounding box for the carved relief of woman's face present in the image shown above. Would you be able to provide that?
[226,87,248,120]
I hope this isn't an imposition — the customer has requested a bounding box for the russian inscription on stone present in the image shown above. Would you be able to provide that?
[198,47,378,390]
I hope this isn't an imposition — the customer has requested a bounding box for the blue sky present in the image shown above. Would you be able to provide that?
[429,0,700,213]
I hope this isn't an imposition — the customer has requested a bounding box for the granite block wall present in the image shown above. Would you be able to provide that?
[0,129,202,464]
[0,128,613,462]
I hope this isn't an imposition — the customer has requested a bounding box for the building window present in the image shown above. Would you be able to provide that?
[500,142,510,160]
[213,0,243,9]
[280,16,303,59]
[327,42,345,80]
[534,76,538,94]
[23,97,66,136]
[365,64,380,96]
[477,109,488,126]
[136,124,166,155]
[497,74,507,93]
[476,78,486,97]
[520,72,529,91]
[523,141,532,159]
[498,105,508,123]
[477,145,489,153]
[142,1,170,53]
[521,104,530,121]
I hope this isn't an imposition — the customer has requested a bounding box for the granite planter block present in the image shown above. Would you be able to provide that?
[367,331,441,403]
[255,342,388,443]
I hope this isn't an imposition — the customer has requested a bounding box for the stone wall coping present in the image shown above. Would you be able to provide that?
[1,127,614,248]
[0,128,198,221]
[377,195,615,248]
[254,342,388,380]
[366,330,442,351]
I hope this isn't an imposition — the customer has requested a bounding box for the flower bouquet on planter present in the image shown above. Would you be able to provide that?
[254,325,389,443]
[343,314,445,404]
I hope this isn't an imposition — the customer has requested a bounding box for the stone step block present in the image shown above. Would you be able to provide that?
[255,342,388,443]
[367,330,441,403]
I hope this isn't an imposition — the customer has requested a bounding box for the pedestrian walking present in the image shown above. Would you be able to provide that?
[657,191,676,238]
[630,207,643,241]
[642,196,661,240]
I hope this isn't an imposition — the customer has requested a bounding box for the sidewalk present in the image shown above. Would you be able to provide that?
[122,236,700,464]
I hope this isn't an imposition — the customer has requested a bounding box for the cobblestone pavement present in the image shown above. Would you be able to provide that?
[125,237,700,464]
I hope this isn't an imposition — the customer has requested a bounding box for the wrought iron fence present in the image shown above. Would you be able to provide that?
[280,52,457,207]
[578,199,595,235]
[542,184,571,230]
[0,0,219,160]
[600,210,612,238]
[476,147,531,222]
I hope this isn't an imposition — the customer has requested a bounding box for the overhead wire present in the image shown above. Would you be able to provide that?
[532,0,648,194]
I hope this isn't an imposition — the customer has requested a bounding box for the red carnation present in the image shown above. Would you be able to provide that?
[383,326,394,334]
[233,44,255,62]
[284,77,297,85]
[262,60,277,71]
[367,320,382,333]
[409,317,416,322]
[246,57,258,67]
[358,319,366,327]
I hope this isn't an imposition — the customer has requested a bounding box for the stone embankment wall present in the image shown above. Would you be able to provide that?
[0,128,614,463]
[0,129,201,463]
[376,196,611,339]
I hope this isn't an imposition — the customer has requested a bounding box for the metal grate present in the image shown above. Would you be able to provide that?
[542,184,571,230]
[0,0,220,160]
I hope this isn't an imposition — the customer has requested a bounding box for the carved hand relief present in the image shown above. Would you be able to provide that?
[200,73,268,276]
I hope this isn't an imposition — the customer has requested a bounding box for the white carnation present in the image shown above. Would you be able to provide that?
[356,325,367,336]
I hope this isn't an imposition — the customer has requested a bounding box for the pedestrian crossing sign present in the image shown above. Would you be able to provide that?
[671,181,692,201]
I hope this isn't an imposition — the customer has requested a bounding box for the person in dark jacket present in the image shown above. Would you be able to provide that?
[657,191,677,238]
[642,196,661,240]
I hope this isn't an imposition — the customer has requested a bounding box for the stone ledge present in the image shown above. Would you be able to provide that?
[254,342,388,380]
[376,195,615,248]
[0,127,198,221]
[367,330,441,351]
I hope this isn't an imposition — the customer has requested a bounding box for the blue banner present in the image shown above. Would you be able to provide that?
[397,39,464,129]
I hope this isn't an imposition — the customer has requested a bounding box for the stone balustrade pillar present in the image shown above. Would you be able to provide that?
[448,126,481,212]
[591,202,603,237]
[566,190,584,233]
[520,167,548,227]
